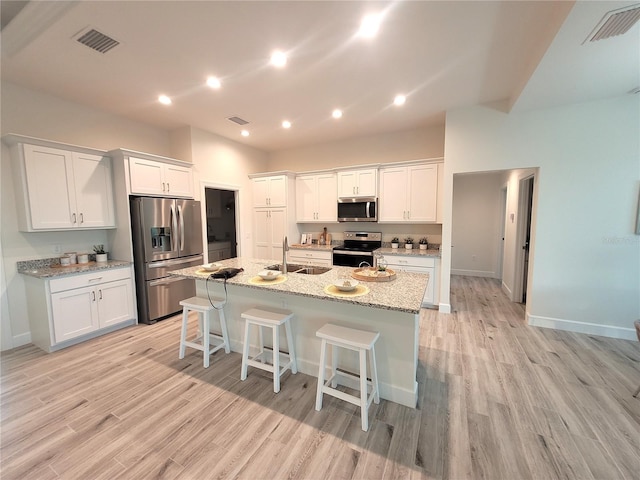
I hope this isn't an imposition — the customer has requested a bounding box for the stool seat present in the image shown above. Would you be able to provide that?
[315,323,380,431]
[316,323,379,350]
[178,296,230,368]
[241,307,297,393]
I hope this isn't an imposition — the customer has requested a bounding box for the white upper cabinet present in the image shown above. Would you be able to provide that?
[337,168,377,198]
[14,143,115,231]
[296,173,337,222]
[129,157,193,198]
[379,163,439,223]
[252,175,287,207]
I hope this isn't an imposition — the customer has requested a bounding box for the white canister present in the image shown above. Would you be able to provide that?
[60,256,71,266]
[77,253,89,264]
[65,252,77,264]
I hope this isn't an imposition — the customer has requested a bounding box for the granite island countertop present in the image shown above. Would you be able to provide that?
[375,247,441,258]
[288,244,334,252]
[18,260,132,279]
[170,256,429,314]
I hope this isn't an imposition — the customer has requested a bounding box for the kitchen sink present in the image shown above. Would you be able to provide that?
[266,263,331,275]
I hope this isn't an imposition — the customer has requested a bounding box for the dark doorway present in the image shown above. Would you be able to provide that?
[520,176,534,303]
[204,187,238,261]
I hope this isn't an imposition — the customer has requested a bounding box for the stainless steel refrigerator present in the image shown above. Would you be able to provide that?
[130,197,203,324]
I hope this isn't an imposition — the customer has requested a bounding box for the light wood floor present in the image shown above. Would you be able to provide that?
[2,275,639,479]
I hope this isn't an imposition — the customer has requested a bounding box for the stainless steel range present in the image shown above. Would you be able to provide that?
[332,231,382,267]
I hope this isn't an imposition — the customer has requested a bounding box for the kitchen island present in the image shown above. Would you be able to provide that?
[170,257,429,408]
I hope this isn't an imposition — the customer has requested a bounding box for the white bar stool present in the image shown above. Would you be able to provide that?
[315,323,380,431]
[240,307,297,393]
[178,296,230,368]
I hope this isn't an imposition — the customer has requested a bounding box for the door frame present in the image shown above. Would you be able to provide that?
[513,174,535,303]
[200,180,242,261]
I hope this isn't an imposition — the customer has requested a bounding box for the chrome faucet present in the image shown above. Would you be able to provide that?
[282,236,289,275]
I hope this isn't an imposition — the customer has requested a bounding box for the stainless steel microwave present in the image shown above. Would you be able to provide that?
[337,197,377,222]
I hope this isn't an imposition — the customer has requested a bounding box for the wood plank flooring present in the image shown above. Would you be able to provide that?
[2,275,639,479]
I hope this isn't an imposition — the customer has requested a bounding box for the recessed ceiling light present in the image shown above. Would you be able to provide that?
[332,109,343,119]
[358,13,383,38]
[393,94,406,106]
[270,50,287,67]
[207,76,221,89]
[158,95,172,105]
[282,120,292,129]
[241,130,250,137]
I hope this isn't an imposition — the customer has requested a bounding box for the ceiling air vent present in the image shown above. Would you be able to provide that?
[584,4,640,43]
[74,28,120,54]
[227,116,249,126]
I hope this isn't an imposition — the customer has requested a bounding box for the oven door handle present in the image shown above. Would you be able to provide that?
[333,250,371,256]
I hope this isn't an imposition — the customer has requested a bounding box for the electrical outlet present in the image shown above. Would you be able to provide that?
[280,298,288,309]
[52,244,62,254]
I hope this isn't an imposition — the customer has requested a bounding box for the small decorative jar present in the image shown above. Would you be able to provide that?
[77,253,89,264]
[95,253,108,262]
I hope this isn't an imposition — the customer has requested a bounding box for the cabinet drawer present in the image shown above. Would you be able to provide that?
[381,255,435,268]
[288,250,332,261]
[49,267,131,293]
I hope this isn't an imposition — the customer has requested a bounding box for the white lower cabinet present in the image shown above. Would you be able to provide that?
[287,249,332,267]
[379,254,440,307]
[25,266,136,352]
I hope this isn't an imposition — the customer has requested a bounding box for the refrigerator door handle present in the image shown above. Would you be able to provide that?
[170,203,178,252]
[177,204,185,251]
[148,276,187,287]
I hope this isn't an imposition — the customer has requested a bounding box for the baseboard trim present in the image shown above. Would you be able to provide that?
[451,269,497,278]
[528,314,637,341]
[439,303,451,314]
[12,332,31,348]
[501,282,513,300]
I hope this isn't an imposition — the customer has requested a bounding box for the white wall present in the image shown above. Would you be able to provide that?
[442,96,640,339]
[182,127,269,258]
[268,125,445,171]
[451,172,504,278]
[0,82,173,349]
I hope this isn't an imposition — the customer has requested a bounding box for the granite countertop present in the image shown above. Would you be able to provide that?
[18,260,132,279]
[289,244,334,252]
[170,257,428,314]
[375,247,441,258]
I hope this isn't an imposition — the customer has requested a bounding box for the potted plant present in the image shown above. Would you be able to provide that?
[391,237,399,249]
[404,237,414,250]
[93,244,108,262]
[419,237,428,250]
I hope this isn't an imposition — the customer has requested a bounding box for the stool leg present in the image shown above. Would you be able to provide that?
[197,313,204,339]
[315,339,327,411]
[359,348,369,431]
[273,325,280,393]
[179,307,188,359]
[258,326,265,363]
[285,318,297,374]
[370,344,380,404]
[203,312,210,368]
[218,308,231,354]
[331,344,338,388]
[241,320,251,381]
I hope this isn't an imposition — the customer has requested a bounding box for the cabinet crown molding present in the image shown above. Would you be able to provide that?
[108,148,191,167]
[2,133,108,157]
[248,170,296,179]
[292,158,445,177]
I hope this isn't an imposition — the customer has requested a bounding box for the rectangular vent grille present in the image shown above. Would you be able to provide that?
[227,116,249,126]
[76,28,120,53]
[586,4,640,42]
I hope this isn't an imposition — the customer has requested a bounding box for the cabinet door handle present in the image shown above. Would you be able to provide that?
[99,289,103,300]
[162,182,166,192]
[407,211,410,219]
[167,183,170,192]
[72,213,77,224]
[399,260,408,264]
[91,291,96,301]
[80,213,84,223]
[88,277,103,282]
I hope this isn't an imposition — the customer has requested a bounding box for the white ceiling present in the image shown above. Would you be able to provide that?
[1,1,638,152]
